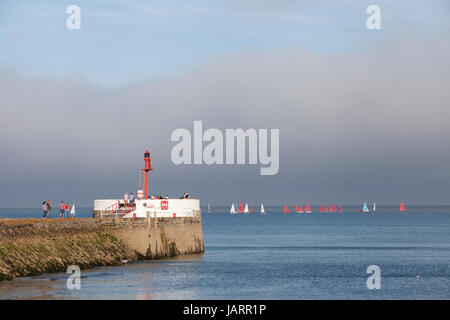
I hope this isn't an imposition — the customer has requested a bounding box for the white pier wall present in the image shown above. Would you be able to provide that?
[93,198,201,218]
[134,199,201,218]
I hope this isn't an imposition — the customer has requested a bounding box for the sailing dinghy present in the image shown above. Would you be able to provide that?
[282,204,291,213]
[360,202,370,213]
[70,204,76,217]
[400,201,406,212]
[304,204,312,213]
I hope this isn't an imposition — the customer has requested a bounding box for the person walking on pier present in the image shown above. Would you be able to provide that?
[129,192,135,204]
[42,201,49,218]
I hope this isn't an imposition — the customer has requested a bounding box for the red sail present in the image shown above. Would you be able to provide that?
[250,205,253,213]
[338,204,342,212]
[324,204,329,212]
[238,202,244,213]
[298,204,304,213]
[400,201,406,212]
[295,205,299,212]
[330,205,336,212]
[305,204,312,213]
[283,204,291,213]
[320,205,323,212]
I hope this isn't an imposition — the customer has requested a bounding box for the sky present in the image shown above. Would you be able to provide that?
[0,0,450,207]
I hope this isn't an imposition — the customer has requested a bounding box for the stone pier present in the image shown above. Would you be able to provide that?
[0,215,204,281]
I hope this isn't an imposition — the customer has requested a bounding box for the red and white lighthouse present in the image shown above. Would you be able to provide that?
[93,149,200,219]
[142,150,153,199]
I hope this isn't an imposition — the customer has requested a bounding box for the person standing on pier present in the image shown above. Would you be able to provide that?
[64,202,69,217]
[47,200,52,217]
[129,192,135,204]
[59,201,65,218]
[42,201,49,218]
[180,192,189,199]
[123,193,129,207]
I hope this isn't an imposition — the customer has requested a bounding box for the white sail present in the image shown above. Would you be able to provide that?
[208,203,211,213]
[260,203,265,214]
[230,203,236,214]
[373,203,376,212]
[70,204,75,214]
[244,203,249,214]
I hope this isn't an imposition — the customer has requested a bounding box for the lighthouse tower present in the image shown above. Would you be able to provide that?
[142,150,153,199]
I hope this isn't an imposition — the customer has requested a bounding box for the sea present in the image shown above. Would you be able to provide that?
[0,206,449,300]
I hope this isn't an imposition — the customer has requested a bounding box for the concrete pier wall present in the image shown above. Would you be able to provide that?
[0,215,204,281]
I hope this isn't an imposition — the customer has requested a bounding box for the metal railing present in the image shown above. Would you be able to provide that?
[103,201,134,218]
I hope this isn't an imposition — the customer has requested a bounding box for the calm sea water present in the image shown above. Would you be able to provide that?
[0,206,449,300]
